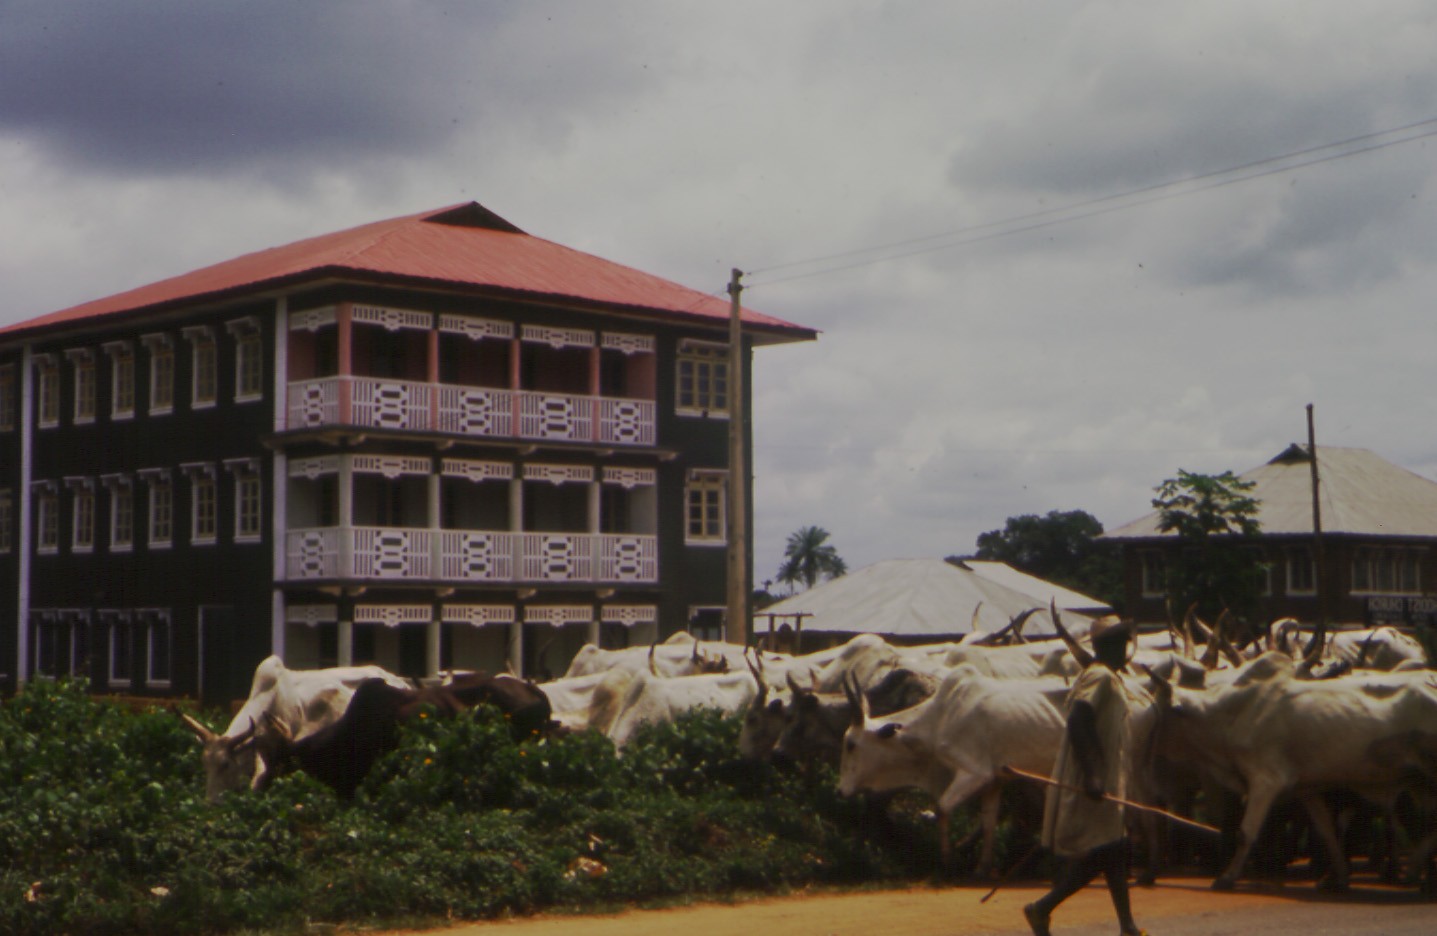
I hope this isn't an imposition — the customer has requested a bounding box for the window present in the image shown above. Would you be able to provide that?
[149,478,173,547]
[36,488,59,554]
[676,340,730,416]
[108,614,133,687]
[233,323,263,401]
[1286,546,1315,595]
[105,342,135,420]
[110,483,134,552]
[1140,550,1166,597]
[0,489,11,553]
[0,364,14,431]
[144,334,175,415]
[236,473,262,542]
[193,476,217,544]
[1245,547,1273,596]
[37,357,59,428]
[1351,546,1422,595]
[684,470,727,544]
[71,352,96,423]
[33,614,60,678]
[146,612,172,686]
[188,330,217,408]
[72,485,95,553]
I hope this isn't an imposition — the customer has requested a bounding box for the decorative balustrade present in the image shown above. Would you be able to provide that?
[286,527,656,584]
[288,376,654,446]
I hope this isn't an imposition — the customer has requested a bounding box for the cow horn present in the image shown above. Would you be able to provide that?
[842,672,866,727]
[746,651,767,704]
[649,642,661,676]
[1214,609,1245,667]
[1050,600,1094,669]
[1182,604,1199,660]
[1010,606,1039,644]
[1304,618,1328,663]
[180,712,216,743]
[692,637,702,662]
[970,603,983,635]
[1354,628,1381,669]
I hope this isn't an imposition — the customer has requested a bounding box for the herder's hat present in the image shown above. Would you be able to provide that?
[1089,615,1136,646]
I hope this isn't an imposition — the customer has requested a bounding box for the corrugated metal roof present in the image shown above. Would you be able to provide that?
[753,557,1098,637]
[0,202,816,344]
[1103,445,1437,540]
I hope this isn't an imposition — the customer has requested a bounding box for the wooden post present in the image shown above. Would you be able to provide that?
[1307,404,1328,642]
[725,269,748,646]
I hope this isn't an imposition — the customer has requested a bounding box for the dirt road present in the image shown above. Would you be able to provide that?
[384,877,1433,936]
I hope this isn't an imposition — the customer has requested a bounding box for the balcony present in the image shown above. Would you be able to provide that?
[284,527,657,584]
[287,376,655,446]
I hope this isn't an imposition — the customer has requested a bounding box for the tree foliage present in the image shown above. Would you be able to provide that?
[1151,469,1264,621]
[775,525,847,592]
[967,509,1122,608]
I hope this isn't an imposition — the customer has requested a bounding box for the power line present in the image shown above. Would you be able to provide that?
[745,116,1437,290]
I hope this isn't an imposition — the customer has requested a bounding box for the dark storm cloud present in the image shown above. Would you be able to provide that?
[0,1,651,177]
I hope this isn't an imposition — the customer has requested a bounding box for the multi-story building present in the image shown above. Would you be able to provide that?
[1103,444,1437,633]
[0,202,816,703]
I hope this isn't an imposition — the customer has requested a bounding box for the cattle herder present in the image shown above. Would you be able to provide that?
[1024,615,1149,936]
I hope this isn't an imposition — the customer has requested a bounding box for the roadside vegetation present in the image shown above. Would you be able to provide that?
[0,679,974,935]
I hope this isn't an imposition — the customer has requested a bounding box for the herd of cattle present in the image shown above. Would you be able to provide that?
[178,609,1437,893]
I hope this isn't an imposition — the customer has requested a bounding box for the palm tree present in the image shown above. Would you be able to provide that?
[775,525,847,592]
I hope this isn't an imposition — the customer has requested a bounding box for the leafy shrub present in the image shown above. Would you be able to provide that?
[0,683,950,935]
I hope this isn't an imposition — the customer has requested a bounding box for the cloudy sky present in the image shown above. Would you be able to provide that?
[4,1,1437,585]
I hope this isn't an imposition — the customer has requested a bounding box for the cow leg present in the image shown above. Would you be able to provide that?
[974,784,1003,878]
[1299,791,1349,892]
[937,771,994,878]
[1215,780,1283,890]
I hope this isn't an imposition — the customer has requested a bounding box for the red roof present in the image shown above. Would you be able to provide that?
[1,203,816,344]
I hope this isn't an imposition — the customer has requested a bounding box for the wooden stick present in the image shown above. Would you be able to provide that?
[1000,765,1221,835]
[978,841,1042,904]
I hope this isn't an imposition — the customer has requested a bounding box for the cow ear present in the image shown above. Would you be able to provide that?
[877,722,901,739]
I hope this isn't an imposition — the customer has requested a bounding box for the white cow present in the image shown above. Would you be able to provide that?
[564,633,735,679]
[182,655,411,802]
[837,665,1071,874]
[605,668,759,749]
[1151,651,1437,890]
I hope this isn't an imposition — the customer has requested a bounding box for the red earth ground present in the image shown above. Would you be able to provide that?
[381,875,1433,936]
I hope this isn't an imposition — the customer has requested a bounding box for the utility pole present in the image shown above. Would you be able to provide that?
[725,268,748,645]
[1307,404,1329,642]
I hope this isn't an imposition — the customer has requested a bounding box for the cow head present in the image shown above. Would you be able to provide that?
[737,651,788,761]
[836,673,922,798]
[181,713,259,803]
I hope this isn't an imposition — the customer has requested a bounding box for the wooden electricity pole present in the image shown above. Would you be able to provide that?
[725,268,749,645]
[1307,404,1329,636]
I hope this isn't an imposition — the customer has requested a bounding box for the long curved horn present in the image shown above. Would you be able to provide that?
[649,642,660,676]
[1050,600,1094,669]
[1303,618,1328,663]
[1182,604,1199,659]
[692,636,702,662]
[1355,628,1381,669]
[1214,609,1245,667]
[745,650,767,704]
[970,602,983,634]
[180,712,217,743]
[1010,607,1039,645]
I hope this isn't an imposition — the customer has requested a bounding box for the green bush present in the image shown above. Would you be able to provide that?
[0,681,949,935]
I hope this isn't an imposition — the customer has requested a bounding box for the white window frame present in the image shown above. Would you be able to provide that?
[145,610,172,688]
[676,339,730,418]
[235,471,262,542]
[36,355,59,429]
[143,333,175,416]
[103,475,134,553]
[184,463,219,545]
[1350,546,1423,596]
[66,349,96,425]
[684,469,728,546]
[103,341,136,421]
[227,317,263,403]
[184,326,218,409]
[35,484,59,554]
[140,469,173,549]
[69,479,95,554]
[107,612,133,689]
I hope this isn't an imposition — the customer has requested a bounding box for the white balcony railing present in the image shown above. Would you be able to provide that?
[287,376,654,446]
[285,527,657,584]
